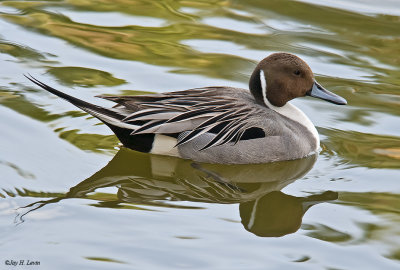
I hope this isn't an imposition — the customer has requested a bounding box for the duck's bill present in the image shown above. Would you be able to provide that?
[306,81,347,105]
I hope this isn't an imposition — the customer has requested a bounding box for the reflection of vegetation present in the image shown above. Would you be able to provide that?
[0,88,63,122]
[303,223,352,243]
[1,4,253,81]
[1,0,399,116]
[339,192,400,216]
[336,192,400,261]
[85,257,126,264]
[0,90,19,101]
[0,41,47,61]
[58,129,118,154]
[321,128,400,169]
[47,66,125,87]
[245,0,400,69]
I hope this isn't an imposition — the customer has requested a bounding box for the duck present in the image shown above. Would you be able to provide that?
[26,52,347,164]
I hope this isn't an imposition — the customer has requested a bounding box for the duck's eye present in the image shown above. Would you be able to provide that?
[294,70,301,76]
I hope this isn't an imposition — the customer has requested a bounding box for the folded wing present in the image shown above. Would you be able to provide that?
[98,87,266,150]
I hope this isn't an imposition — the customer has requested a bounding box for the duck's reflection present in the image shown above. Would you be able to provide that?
[18,148,337,237]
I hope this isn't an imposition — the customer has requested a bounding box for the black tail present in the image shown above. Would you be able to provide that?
[24,75,124,121]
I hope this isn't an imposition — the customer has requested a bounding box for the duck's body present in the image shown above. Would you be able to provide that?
[111,86,318,164]
[26,53,346,164]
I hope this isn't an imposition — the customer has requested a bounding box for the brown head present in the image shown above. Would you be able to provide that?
[249,53,347,107]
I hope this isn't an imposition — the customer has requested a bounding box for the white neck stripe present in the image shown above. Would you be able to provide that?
[259,70,319,147]
[259,70,268,106]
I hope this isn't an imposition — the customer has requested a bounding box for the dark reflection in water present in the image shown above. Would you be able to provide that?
[240,191,337,237]
[17,149,337,237]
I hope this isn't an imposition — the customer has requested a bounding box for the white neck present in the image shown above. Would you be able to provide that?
[259,70,319,148]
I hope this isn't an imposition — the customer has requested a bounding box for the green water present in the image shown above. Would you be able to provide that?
[1,0,400,269]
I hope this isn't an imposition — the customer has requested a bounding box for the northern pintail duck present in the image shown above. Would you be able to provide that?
[26,53,346,164]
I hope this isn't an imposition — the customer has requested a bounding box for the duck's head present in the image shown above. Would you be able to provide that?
[249,52,347,107]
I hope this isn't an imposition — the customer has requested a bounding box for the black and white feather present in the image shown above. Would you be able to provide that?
[98,87,266,150]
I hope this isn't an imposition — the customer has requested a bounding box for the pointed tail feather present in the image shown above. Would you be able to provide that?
[24,74,127,124]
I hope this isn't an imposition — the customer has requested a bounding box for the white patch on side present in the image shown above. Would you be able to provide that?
[151,134,181,157]
[88,107,181,156]
[259,70,320,148]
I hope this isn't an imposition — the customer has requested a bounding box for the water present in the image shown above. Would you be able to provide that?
[1,0,400,269]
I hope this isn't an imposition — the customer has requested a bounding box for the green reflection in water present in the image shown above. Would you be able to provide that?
[3,0,399,82]
[47,66,126,87]
[302,223,352,243]
[58,129,118,154]
[0,87,63,122]
[334,191,400,261]
[1,0,399,122]
[0,41,47,61]
[15,148,337,237]
[85,257,127,264]
[339,192,400,216]
[321,128,400,169]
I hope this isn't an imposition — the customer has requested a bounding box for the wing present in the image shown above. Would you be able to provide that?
[98,87,267,150]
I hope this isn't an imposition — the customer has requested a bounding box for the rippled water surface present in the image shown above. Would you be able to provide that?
[1,1,400,269]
